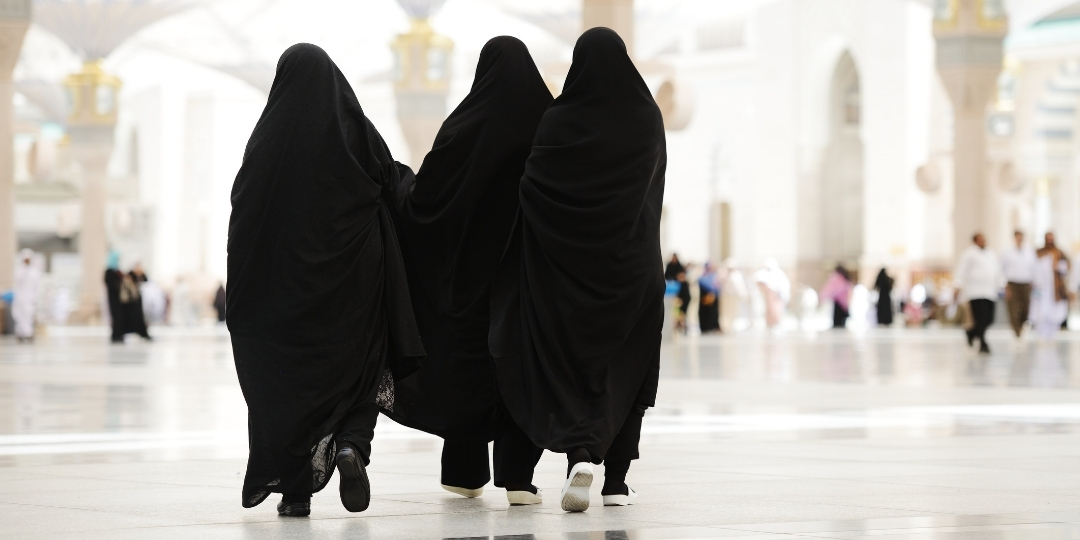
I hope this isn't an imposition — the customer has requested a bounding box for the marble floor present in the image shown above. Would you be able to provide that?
[3,326,1080,539]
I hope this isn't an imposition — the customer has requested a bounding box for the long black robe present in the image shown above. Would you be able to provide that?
[384,37,553,442]
[489,28,666,460]
[875,269,895,326]
[226,43,424,508]
[104,269,124,341]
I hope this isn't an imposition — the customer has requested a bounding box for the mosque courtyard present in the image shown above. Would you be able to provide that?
[1,327,1079,538]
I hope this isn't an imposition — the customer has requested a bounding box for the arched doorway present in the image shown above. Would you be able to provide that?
[819,52,865,274]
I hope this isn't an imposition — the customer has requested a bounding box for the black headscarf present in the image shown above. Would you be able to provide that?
[490,28,666,459]
[226,43,424,508]
[384,37,553,441]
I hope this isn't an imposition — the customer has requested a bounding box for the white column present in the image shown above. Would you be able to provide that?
[71,127,113,320]
[0,4,31,292]
[933,0,1007,260]
[582,0,634,54]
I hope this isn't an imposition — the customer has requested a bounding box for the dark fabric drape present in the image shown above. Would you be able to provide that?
[875,269,894,326]
[489,28,666,460]
[104,270,124,341]
[226,43,424,508]
[384,37,553,442]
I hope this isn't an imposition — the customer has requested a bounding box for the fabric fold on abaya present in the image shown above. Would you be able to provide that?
[384,36,553,442]
[489,27,666,460]
[227,43,424,509]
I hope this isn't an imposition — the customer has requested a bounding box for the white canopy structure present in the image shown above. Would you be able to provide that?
[395,0,447,19]
[33,0,194,60]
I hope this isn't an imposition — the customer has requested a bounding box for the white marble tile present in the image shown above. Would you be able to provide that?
[3,330,1080,538]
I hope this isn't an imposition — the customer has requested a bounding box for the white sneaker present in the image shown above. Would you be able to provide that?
[441,484,483,498]
[603,485,637,506]
[560,462,593,512]
[506,489,542,505]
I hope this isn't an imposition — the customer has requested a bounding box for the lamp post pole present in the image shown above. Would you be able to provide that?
[933,0,1008,258]
[391,18,453,168]
[65,61,121,320]
[0,0,30,294]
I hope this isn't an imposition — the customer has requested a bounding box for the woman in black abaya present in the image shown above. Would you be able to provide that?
[227,44,424,517]
[384,37,553,505]
[490,27,666,512]
[875,268,895,326]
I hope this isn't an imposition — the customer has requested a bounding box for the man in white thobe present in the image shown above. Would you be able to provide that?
[1001,231,1037,338]
[954,233,1002,354]
[12,249,40,343]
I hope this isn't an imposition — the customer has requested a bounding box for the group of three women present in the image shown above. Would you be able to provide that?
[226,27,666,517]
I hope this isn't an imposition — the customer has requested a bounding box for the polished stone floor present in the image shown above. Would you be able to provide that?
[3,326,1080,539]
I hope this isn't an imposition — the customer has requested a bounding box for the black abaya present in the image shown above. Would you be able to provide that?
[104,270,124,342]
[384,37,553,443]
[490,28,666,460]
[875,269,895,326]
[226,43,424,508]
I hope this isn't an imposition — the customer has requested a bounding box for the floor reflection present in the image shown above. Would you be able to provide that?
[3,329,1080,463]
[661,329,1080,388]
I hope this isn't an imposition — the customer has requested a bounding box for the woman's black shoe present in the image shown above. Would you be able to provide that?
[276,500,310,517]
[336,443,371,512]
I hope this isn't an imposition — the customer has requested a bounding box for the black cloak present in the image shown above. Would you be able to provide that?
[489,28,666,459]
[226,43,424,508]
[875,269,895,326]
[384,37,553,441]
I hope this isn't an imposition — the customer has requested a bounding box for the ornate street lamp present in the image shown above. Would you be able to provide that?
[63,60,122,127]
[32,0,190,318]
[391,0,453,167]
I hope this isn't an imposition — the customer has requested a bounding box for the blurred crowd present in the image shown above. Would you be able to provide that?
[664,229,1079,344]
[1,248,227,342]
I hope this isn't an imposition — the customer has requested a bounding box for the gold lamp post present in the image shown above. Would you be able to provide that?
[64,60,122,319]
[933,0,1008,257]
[64,60,121,127]
[391,13,453,167]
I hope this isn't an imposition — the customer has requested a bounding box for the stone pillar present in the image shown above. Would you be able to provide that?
[65,61,120,320]
[0,1,31,292]
[391,19,452,168]
[933,0,1007,259]
[583,0,634,55]
[71,127,112,318]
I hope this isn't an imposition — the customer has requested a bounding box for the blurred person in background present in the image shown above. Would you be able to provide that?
[1033,232,1071,338]
[1037,232,1071,331]
[119,264,151,341]
[874,269,895,327]
[954,233,1001,354]
[51,285,71,325]
[664,254,684,281]
[820,265,853,329]
[13,249,40,343]
[133,261,167,325]
[719,259,748,332]
[698,262,720,333]
[104,250,125,343]
[1032,249,1069,339]
[170,277,197,326]
[214,282,226,323]
[755,258,790,330]
[666,254,690,333]
[1001,230,1036,338]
